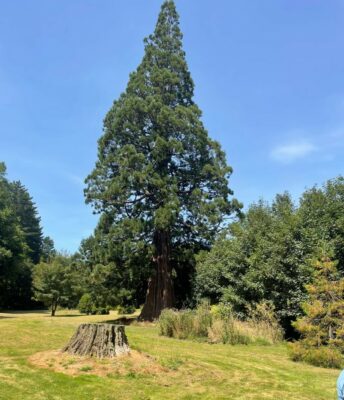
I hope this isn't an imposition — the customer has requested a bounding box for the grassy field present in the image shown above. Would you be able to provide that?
[0,310,338,400]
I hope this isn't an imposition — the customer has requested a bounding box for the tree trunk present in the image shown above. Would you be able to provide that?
[139,229,174,321]
[51,302,56,317]
[63,323,130,358]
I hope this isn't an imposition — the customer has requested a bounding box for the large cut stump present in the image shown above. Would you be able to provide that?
[63,324,130,358]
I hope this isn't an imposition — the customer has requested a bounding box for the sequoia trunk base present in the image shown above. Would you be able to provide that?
[139,230,174,321]
[63,324,130,358]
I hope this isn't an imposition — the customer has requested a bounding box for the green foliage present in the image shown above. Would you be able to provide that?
[195,193,310,332]
[195,177,344,335]
[73,219,152,311]
[40,236,56,262]
[78,293,93,315]
[84,0,240,309]
[290,253,344,368]
[10,181,42,264]
[90,305,110,315]
[117,304,136,315]
[32,254,75,316]
[298,177,344,274]
[0,162,38,309]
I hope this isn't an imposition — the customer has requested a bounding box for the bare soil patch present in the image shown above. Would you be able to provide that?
[29,349,168,377]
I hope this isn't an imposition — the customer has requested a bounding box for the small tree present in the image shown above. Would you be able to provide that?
[32,254,73,316]
[291,253,344,367]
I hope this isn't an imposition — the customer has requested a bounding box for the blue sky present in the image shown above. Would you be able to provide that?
[1,0,344,252]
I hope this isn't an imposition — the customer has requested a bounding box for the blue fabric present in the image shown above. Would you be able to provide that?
[337,370,344,400]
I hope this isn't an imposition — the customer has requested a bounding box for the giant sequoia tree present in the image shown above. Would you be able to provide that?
[85,1,239,320]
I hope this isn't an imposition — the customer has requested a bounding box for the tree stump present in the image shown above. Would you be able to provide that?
[63,324,130,358]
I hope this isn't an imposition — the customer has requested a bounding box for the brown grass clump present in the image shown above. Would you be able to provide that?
[28,349,168,377]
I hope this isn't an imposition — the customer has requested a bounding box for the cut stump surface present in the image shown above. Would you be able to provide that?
[63,323,130,358]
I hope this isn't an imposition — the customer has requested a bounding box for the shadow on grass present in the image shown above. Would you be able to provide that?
[52,314,83,318]
[103,317,138,325]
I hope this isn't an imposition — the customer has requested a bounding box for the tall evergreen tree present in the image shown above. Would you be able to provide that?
[85,1,239,320]
[41,236,56,262]
[0,163,30,308]
[10,181,43,264]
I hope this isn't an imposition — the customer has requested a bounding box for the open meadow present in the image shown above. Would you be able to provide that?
[0,310,338,400]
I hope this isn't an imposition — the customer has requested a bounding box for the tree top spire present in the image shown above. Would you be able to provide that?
[147,0,182,51]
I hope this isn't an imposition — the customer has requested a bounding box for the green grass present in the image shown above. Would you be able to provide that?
[0,310,338,399]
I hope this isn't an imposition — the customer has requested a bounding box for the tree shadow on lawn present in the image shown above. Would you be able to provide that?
[52,314,83,318]
[103,317,138,325]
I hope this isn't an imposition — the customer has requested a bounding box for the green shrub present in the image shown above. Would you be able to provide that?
[117,305,136,315]
[289,342,343,369]
[90,305,111,315]
[78,294,93,315]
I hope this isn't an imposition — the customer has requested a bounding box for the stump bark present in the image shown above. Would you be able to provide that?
[63,323,130,358]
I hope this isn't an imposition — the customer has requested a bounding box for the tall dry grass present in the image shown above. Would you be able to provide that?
[159,301,283,345]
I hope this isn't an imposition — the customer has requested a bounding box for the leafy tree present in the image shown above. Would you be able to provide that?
[75,222,150,310]
[195,193,311,333]
[10,181,42,264]
[291,253,344,368]
[298,177,344,273]
[85,1,239,319]
[32,254,74,316]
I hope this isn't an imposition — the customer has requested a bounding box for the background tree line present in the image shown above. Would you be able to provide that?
[3,164,343,339]
[0,162,57,309]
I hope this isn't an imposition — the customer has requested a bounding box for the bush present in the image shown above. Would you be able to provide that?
[289,342,343,369]
[117,305,136,315]
[78,294,93,315]
[90,305,111,315]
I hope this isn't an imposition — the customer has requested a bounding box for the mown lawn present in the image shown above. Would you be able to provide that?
[0,310,338,400]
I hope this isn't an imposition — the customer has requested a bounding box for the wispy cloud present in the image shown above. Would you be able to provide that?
[270,140,317,163]
[66,173,85,187]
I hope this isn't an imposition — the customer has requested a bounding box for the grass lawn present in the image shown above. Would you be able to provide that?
[0,310,338,400]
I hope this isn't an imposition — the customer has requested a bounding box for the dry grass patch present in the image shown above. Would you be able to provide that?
[29,349,168,377]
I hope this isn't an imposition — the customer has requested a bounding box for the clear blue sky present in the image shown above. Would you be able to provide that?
[1,0,344,252]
